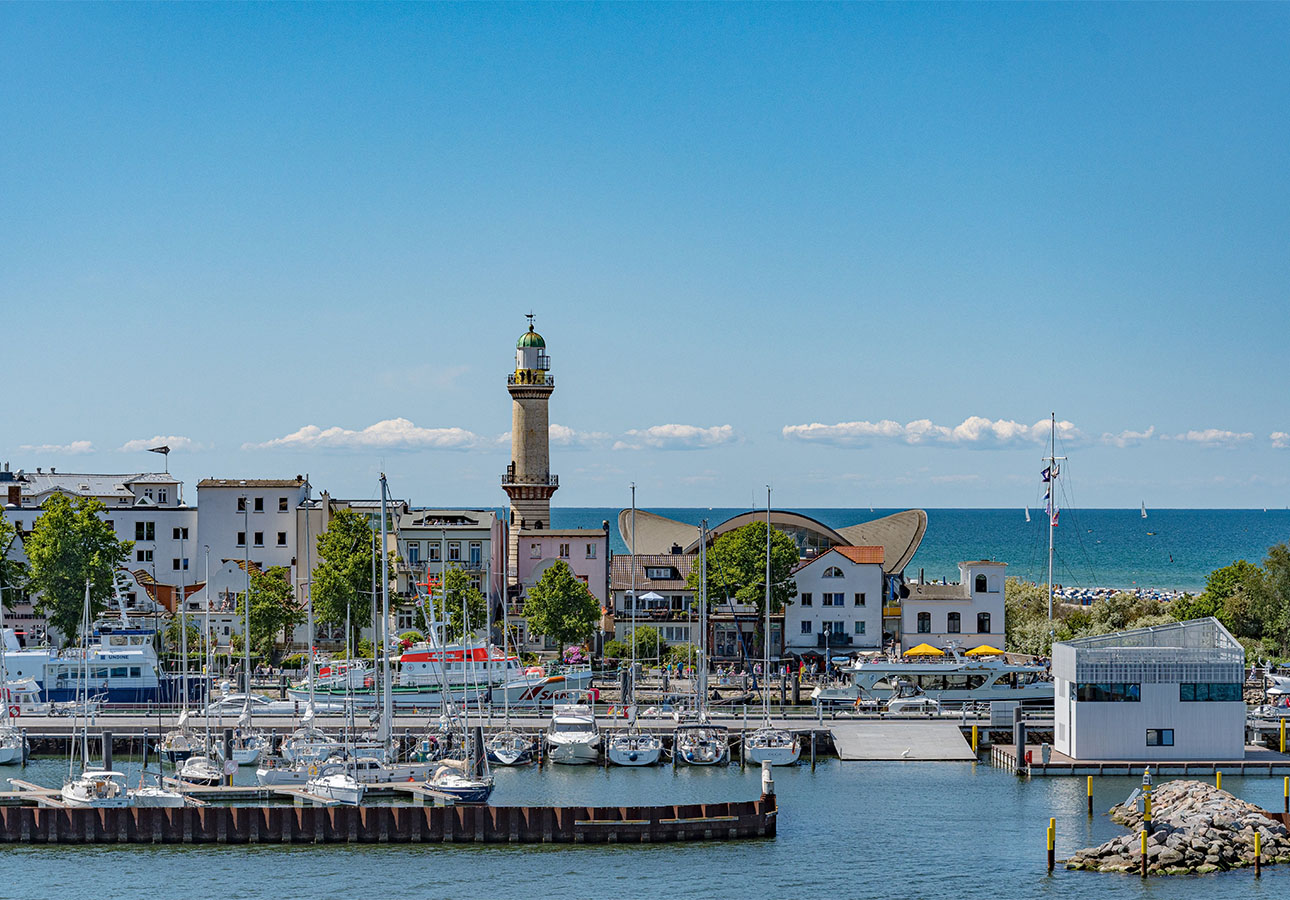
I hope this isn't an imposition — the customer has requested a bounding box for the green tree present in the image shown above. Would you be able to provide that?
[441,564,487,643]
[604,626,665,663]
[163,616,203,658]
[0,513,28,612]
[236,566,303,662]
[312,508,378,645]
[523,560,601,648]
[687,522,798,648]
[23,494,132,643]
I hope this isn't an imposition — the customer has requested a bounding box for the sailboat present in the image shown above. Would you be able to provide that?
[486,565,535,766]
[1141,501,1148,519]
[158,566,198,762]
[1024,506,1031,523]
[608,484,663,767]
[746,488,800,767]
[0,572,28,765]
[676,519,729,767]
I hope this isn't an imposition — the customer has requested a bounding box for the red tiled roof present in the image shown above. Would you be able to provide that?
[834,546,884,565]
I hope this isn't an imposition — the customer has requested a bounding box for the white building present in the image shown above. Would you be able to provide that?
[393,508,506,621]
[1,466,198,641]
[1053,617,1245,761]
[609,553,697,646]
[196,477,310,575]
[785,546,885,655]
[901,560,1006,652]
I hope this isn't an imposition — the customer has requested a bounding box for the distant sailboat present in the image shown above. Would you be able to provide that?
[1141,501,1148,519]
[1024,506,1031,523]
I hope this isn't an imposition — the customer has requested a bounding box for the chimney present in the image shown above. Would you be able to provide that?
[6,486,18,507]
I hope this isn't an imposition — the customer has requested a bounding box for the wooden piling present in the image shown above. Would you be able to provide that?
[809,731,816,772]
[739,732,746,771]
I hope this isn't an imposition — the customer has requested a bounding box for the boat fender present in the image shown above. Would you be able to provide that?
[307,763,319,777]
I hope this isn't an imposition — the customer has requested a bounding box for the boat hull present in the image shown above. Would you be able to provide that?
[547,737,600,765]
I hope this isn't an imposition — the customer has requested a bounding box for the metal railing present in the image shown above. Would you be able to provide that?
[500,473,559,487]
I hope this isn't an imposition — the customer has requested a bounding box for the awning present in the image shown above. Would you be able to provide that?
[903,643,945,657]
[965,644,1004,657]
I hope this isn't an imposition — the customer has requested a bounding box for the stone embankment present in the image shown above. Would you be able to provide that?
[1065,780,1290,875]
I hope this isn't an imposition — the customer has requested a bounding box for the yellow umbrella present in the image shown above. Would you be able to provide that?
[965,644,1004,657]
[903,643,945,657]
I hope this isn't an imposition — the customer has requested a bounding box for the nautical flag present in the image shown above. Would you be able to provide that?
[1043,488,1050,501]
[1051,510,1060,527]
[1041,466,1051,482]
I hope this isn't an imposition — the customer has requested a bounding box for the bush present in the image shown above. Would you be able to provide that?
[664,643,700,667]
[603,639,631,660]
[278,653,307,670]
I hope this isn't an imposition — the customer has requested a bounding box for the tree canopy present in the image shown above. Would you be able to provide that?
[23,495,131,644]
[0,514,27,612]
[440,564,487,644]
[686,522,798,644]
[523,560,600,647]
[236,565,304,662]
[311,508,378,643]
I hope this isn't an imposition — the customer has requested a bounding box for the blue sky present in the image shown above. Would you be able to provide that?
[3,4,1288,510]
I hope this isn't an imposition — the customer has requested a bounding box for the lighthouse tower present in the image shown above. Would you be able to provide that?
[502,315,558,577]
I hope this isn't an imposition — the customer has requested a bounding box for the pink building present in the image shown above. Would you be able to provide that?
[513,525,610,651]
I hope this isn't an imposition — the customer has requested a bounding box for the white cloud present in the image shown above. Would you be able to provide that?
[1161,429,1254,448]
[548,423,612,449]
[243,418,488,451]
[19,440,94,455]
[119,435,200,453]
[613,424,737,451]
[1101,426,1155,448]
[783,416,1082,449]
[1273,432,1290,449]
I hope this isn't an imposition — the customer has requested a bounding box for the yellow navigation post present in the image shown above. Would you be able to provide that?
[1087,775,1093,816]
[1255,830,1263,877]
[1046,817,1055,873]
[1216,770,1222,791]
[1283,776,1288,814]
[1140,828,1148,878]
[971,724,978,753]
[1281,718,1286,754]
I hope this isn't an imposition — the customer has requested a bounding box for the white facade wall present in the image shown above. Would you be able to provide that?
[901,562,1005,651]
[196,480,309,574]
[1054,678,1245,761]
[784,551,883,653]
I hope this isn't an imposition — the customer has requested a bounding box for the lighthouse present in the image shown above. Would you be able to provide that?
[502,314,558,577]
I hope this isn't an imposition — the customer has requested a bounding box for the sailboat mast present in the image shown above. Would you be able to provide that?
[379,475,393,751]
[629,483,636,708]
[698,520,708,718]
[203,546,210,750]
[179,531,188,713]
[1044,413,1064,636]
[243,501,251,702]
[764,486,771,721]
[304,495,315,713]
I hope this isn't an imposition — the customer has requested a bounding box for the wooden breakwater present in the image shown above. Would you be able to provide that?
[0,794,776,844]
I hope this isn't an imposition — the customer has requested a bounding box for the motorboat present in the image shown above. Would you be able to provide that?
[745,727,801,766]
[811,650,1052,708]
[305,770,365,806]
[885,681,943,715]
[176,755,223,786]
[0,726,25,766]
[427,760,493,804]
[675,722,729,766]
[545,694,600,765]
[60,769,131,808]
[485,730,536,766]
[606,730,663,767]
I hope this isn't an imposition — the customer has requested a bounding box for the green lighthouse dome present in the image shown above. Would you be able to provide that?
[517,325,546,349]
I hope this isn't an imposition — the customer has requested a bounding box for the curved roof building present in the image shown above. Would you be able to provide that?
[616,508,927,575]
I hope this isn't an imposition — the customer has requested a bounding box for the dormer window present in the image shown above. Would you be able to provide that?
[645,567,674,579]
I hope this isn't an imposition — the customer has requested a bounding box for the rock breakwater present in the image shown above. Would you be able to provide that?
[1065,779,1290,875]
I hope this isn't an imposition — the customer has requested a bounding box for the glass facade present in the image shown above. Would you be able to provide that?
[1074,682,1141,702]
[1179,682,1242,702]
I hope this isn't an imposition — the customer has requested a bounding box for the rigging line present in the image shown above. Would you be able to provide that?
[1054,459,1099,587]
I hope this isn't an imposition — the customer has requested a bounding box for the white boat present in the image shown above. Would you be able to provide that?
[60,769,131,808]
[305,770,365,806]
[427,760,493,803]
[811,652,1052,708]
[159,712,199,762]
[546,694,600,765]
[0,601,28,765]
[212,729,268,766]
[129,781,186,808]
[746,727,800,766]
[1141,501,1148,519]
[485,730,536,766]
[489,666,594,708]
[675,723,729,766]
[176,755,223,786]
[606,729,662,767]
[0,727,24,766]
[884,681,943,715]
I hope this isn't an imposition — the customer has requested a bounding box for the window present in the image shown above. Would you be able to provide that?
[279,497,288,512]
[159,488,168,503]
[172,527,189,540]
[947,612,961,634]
[800,620,813,634]
[530,543,541,559]
[1146,729,1175,747]
[832,620,845,634]
[558,543,570,559]
[253,497,264,512]
[237,497,247,512]
[1075,683,1141,702]
[974,574,988,593]
[470,542,482,567]
[236,531,246,547]
[854,593,866,606]
[645,567,673,579]
[822,566,844,579]
[172,559,180,571]
[448,541,461,561]
[253,532,264,547]
[136,549,153,563]
[799,593,812,607]
[585,543,596,559]
[407,543,420,565]
[917,612,931,633]
[1180,683,1242,702]
[276,532,287,547]
[854,621,866,635]
[135,521,155,541]
[977,612,991,633]
[429,544,441,561]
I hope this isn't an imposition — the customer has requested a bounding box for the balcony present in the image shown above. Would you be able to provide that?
[500,473,559,488]
[817,633,853,649]
[508,373,554,387]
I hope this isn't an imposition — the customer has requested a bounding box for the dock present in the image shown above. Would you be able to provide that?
[830,722,976,761]
[991,743,1290,776]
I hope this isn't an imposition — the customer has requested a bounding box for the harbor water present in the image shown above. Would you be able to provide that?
[6,756,1290,898]
[556,507,1290,593]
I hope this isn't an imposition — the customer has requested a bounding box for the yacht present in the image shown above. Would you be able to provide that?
[176,755,223,786]
[675,722,729,766]
[305,770,365,806]
[811,651,1052,708]
[545,694,600,765]
[427,760,493,803]
[212,729,268,766]
[60,769,132,808]
[606,729,663,767]
[485,730,536,766]
[745,727,800,766]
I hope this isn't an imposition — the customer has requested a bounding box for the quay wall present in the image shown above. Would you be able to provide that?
[0,795,776,844]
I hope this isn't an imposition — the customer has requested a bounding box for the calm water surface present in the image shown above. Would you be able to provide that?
[6,757,1290,899]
